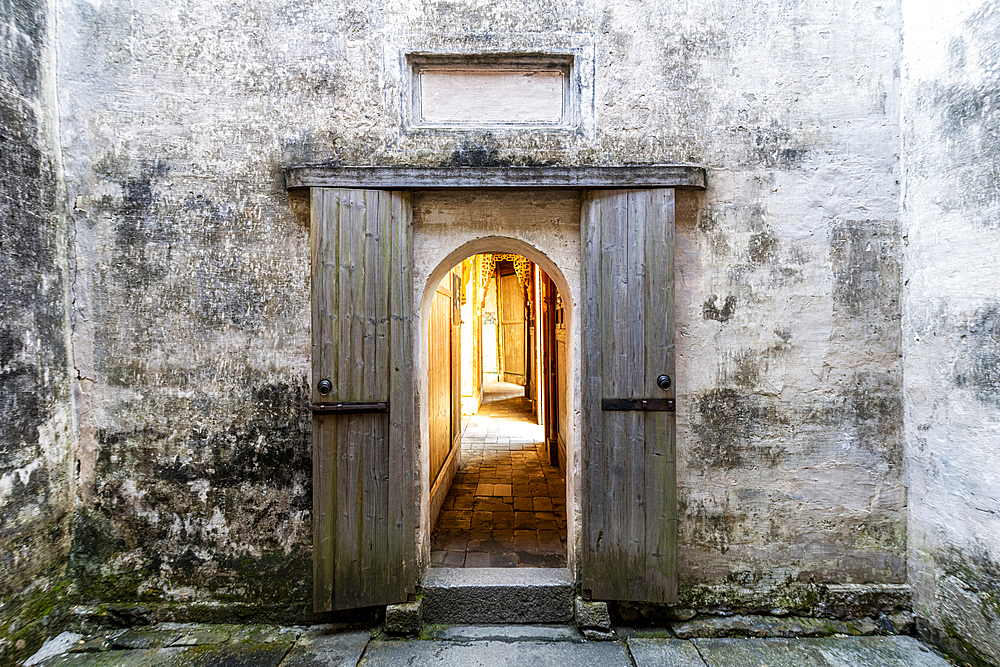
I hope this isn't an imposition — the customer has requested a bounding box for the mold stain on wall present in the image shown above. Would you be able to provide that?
[0,0,75,661]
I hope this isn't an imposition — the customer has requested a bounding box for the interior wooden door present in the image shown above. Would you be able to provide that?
[500,271,526,384]
[311,187,415,611]
[450,272,462,453]
[581,188,677,603]
[542,273,559,467]
[428,277,452,487]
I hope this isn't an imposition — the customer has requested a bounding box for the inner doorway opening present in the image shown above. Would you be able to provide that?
[428,253,568,568]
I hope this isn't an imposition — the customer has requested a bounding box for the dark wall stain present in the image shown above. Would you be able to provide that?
[722,349,762,388]
[954,302,1000,407]
[440,137,555,167]
[681,498,747,554]
[0,0,72,609]
[703,294,737,322]
[830,219,900,341]
[76,381,312,608]
[748,230,779,266]
[115,161,172,247]
[806,370,903,467]
[918,2,1000,228]
[92,177,272,389]
[846,371,902,451]
[726,122,811,168]
[108,160,174,287]
[690,388,787,470]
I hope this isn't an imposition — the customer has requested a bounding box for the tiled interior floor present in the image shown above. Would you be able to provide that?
[430,381,567,568]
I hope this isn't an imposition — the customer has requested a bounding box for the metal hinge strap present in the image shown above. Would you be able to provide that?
[310,401,389,414]
[601,398,675,412]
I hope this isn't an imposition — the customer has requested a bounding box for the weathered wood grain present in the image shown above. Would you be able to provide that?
[286,165,708,190]
[643,189,677,602]
[582,188,677,604]
[428,280,452,485]
[334,189,362,609]
[450,272,463,456]
[312,188,415,612]
[581,191,603,597]
[387,191,415,600]
[626,190,648,599]
[311,188,336,612]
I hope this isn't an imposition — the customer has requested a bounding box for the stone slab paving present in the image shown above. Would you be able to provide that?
[431,381,567,568]
[26,624,368,667]
[360,636,633,666]
[687,636,954,667]
[30,644,294,667]
[25,624,957,667]
[274,629,370,667]
[628,638,712,667]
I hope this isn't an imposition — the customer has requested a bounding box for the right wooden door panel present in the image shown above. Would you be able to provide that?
[581,188,677,603]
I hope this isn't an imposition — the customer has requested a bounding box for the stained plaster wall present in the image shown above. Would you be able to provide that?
[55,0,905,616]
[0,0,74,657]
[902,1,1000,664]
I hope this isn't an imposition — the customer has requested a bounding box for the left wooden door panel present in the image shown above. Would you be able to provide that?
[311,188,415,611]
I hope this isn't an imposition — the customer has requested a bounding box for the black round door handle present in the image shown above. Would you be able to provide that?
[657,374,671,390]
[317,379,333,396]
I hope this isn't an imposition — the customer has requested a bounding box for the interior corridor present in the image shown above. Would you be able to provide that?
[430,381,567,568]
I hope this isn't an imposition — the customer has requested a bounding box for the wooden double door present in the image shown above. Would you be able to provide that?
[309,187,677,611]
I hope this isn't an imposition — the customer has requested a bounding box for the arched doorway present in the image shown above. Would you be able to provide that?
[412,188,583,578]
[422,250,569,569]
[416,229,580,576]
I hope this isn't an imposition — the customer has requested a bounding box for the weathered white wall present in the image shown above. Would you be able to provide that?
[55,0,906,617]
[902,1,1000,664]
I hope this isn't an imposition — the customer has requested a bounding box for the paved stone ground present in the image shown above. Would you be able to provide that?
[26,624,957,666]
[430,381,568,568]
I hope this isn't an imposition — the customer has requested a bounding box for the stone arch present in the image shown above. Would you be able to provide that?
[415,235,579,574]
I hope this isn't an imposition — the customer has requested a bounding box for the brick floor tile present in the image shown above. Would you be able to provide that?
[513,497,533,511]
[464,552,492,567]
[532,497,553,511]
[443,551,466,566]
[491,552,518,567]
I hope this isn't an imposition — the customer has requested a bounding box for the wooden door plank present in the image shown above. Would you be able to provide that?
[360,191,384,606]
[334,190,362,609]
[311,189,336,612]
[643,188,677,602]
[387,190,415,597]
[603,189,631,597]
[373,192,392,602]
[428,285,451,484]
[625,190,648,600]
[581,192,605,597]
[451,272,462,453]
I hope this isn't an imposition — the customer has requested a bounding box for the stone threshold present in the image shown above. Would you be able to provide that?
[421,567,575,625]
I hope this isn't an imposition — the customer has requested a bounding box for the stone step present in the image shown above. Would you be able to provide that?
[421,568,575,624]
